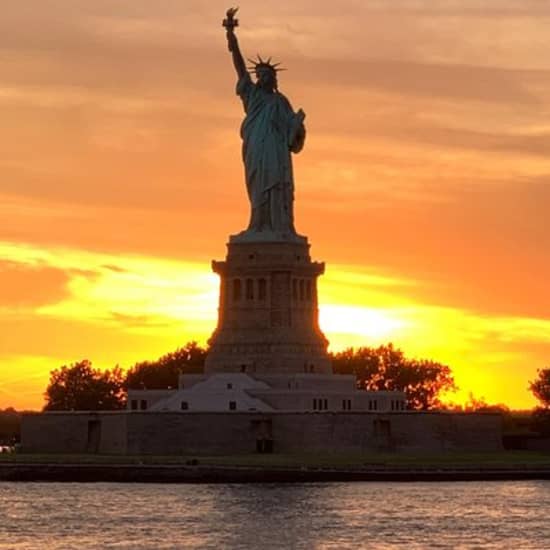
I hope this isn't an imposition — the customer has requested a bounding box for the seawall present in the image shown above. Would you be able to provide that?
[3,462,550,483]
[21,411,503,455]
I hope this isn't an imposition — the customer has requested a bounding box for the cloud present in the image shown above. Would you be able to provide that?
[297,59,542,105]
[108,312,175,329]
[0,260,70,308]
[101,264,128,273]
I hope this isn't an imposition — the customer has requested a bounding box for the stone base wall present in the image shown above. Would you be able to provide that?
[21,411,503,455]
[21,412,128,454]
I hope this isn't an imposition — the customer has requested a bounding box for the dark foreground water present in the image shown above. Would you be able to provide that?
[2,481,550,549]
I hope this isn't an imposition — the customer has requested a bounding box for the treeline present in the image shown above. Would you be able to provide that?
[44,342,207,412]
[530,368,550,434]
[332,344,456,410]
[3,349,549,445]
[39,342,550,420]
[42,341,456,411]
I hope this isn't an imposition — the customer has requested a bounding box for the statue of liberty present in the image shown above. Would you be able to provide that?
[223,8,306,241]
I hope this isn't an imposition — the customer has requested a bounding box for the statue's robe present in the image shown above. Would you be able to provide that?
[237,73,305,235]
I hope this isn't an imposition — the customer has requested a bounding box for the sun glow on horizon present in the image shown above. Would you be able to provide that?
[320,304,408,343]
[0,239,544,410]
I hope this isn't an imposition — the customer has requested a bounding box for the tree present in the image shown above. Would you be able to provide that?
[331,343,457,410]
[329,346,380,387]
[124,342,207,390]
[462,393,510,413]
[44,360,125,411]
[529,368,550,435]
[529,368,550,409]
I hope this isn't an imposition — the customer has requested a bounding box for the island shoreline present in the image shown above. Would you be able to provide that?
[3,463,550,483]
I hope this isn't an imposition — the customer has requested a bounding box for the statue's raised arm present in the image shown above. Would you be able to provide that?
[223,7,247,80]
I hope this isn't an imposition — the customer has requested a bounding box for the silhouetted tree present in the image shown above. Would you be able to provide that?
[529,368,550,435]
[44,360,125,411]
[440,394,510,414]
[124,341,207,390]
[462,393,510,413]
[529,368,550,409]
[330,346,380,386]
[331,343,457,410]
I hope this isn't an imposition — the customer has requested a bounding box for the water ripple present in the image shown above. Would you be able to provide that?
[1,481,550,549]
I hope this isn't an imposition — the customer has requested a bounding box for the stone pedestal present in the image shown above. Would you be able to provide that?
[205,237,331,374]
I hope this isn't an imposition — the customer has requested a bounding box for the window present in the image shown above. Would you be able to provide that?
[140,400,147,410]
[130,400,138,410]
[306,280,312,301]
[342,399,352,411]
[246,278,254,300]
[233,279,242,301]
[299,279,305,301]
[181,401,189,410]
[258,278,267,300]
[227,383,233,390]
[229,401,237,411]
[315,398,328,411]
[240,364,247,373]
[368,400,378,411]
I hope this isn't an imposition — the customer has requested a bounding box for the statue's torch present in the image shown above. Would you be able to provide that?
[223,7,240,50]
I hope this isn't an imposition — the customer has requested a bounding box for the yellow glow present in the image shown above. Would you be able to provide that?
[320,304,408,342]
[1,240,545,410]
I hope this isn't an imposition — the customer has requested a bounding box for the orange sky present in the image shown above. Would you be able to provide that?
[1,1,550,410]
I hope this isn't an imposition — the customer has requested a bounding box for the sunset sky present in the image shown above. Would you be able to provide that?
[2,1,549,410]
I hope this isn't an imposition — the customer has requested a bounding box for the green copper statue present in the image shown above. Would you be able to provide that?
[223,8,306,240]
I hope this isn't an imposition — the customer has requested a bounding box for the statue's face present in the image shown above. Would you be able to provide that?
[256,68,277,91]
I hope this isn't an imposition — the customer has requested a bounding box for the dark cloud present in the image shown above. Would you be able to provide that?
[101,264,128,273]
[108,312,174,328]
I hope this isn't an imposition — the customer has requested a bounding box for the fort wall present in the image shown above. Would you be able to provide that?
[21,411,503,455]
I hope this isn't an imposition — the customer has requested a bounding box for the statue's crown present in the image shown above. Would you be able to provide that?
[247,55,285,74]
